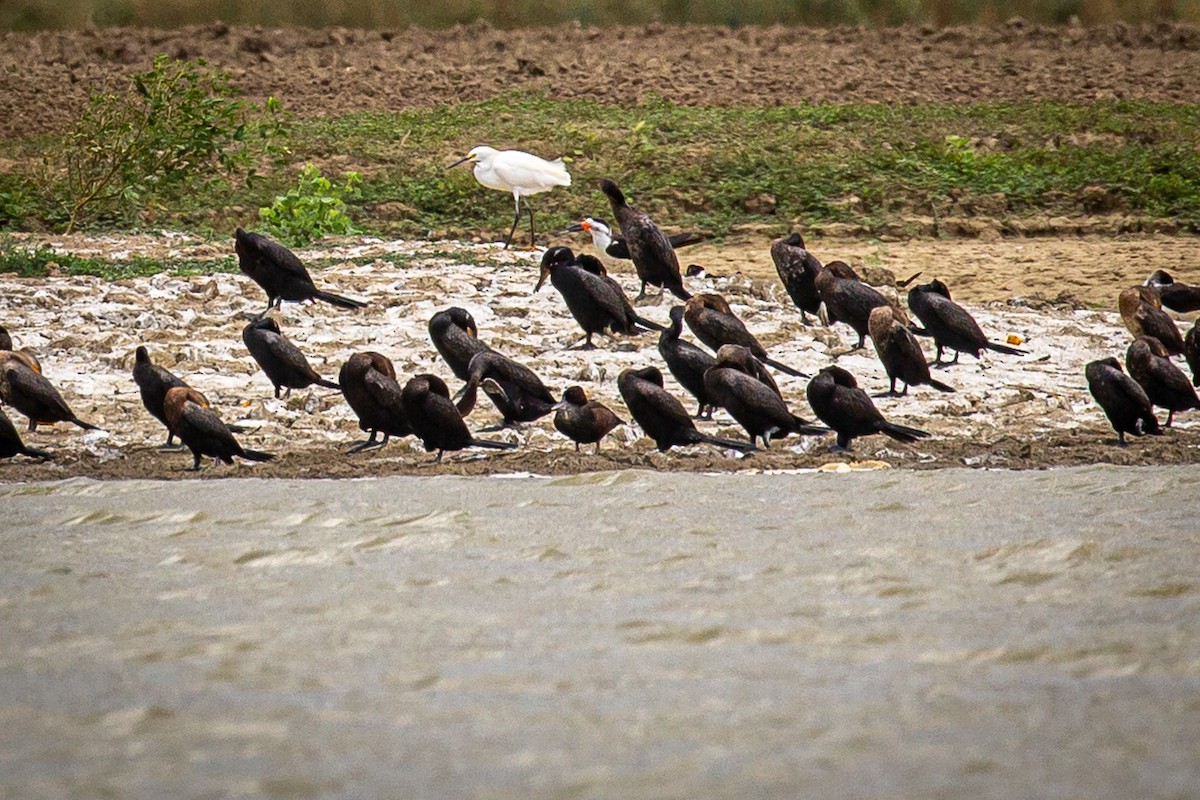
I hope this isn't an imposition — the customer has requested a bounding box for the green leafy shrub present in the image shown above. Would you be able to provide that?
[38,54,289,232]
[258,163,363,245]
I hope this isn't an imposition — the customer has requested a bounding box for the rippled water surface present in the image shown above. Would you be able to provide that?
[2,467,1199,799]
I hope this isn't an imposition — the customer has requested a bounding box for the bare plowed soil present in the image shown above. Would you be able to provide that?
[3,21,1200,139]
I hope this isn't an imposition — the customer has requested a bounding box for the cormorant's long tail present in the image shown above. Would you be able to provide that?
[69,416,100,431]
[316,378,341,391]
[632,314,667,333]
[690,431,756,453]
[880,422,929,444]
[21,444,52,460]
[790,417,830,436]
[985,340,1026,356]
[239,448,276,463]
[313,291,368,310]
[668,284,693,301]
[467,438,519,451]
[764,357,810,379]
[927,376,956,393]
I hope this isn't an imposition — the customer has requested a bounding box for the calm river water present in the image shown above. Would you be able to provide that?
[2,467,1198,799]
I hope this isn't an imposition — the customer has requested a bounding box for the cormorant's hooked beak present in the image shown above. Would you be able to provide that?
[534,266,550,293]
[446,155,473,170]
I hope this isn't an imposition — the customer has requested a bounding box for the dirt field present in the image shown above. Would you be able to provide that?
[3,21,1200,139]
[2,23,1199,478]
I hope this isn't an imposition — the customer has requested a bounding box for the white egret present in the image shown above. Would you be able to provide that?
[448,145,571,249]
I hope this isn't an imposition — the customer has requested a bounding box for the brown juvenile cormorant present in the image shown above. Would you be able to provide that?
[458,351,556,427]
[703,351,826,449]
[1145,270,1200,314]
[535,246,664,349]
[553,386,624,452]
[401,374,518,462]
[1085,357,1162,445]
[617,366,754,453]
[0,406,51,460]
[234,227,367,316]
[338,352,413,454]
[771,232,824,326]
[1184,319,1200,388]
[0,327,43,374]
[0,325,11,352]
[566,217,705,263]
[242,317,340,399]
[805,365,930,451]
[133,345,190,447]
[1118,286,1184,356]
[907,278,1026,365]
[658,305,718,418]
[163,387,275,471]
[1125,336,1199,427]
[867,306,955,396]
[428,307,492,381]
[599,179,691,301]
[0,361,98,432]
[683,294,808,378]
[814,260,893,350]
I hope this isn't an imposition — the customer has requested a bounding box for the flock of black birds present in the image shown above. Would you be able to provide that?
[1,178,1197,470]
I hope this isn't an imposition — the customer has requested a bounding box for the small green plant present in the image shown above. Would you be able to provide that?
[258,163,363,245]
[40,54,289,232]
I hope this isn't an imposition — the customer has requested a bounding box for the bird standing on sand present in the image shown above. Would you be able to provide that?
[617,366,754,453]
[907,279,1025,365]
[683,294,808,378]
[1125,336,1199,427]
[658,305,718,419]
[448,145,571,249]
[600,179,691,301]
[339,352,413,454]
[867,306,955,396]
[1118,286,1184,356]
[805,366,929,451]
[1145,270,1200,314]
[0,361,98,433]
[457,351,556,428]
[163,387,274,471]
[132,345,189,448]
[553,386,624,452]
[242,317,340,399]
[401,374,519,462]
[234,227,368,317]
[1085,357,1162,446]
[771,232,824,326]
[814,260,892,350]
[703,348,826,449]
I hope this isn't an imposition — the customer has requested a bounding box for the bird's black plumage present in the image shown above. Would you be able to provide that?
[867,306,954,396]
[703,351,826,449]
[536,247,663,348]
[599,179,691,301]
[401,374,518,461]
[771,232,824,325]
[458,351,556,426]
[234,227,367,316]
[242,317,339,399]
[814,261,892,350]
[132,345,189,447]
[907,279,1025,364]
[339,352,413,453]
[428,307,492,381]
[617,366,753,453]
[658,305,718,418]
[0,362,97,433]
[553,386,624,452]
[806,366,930,450]
[163,387,274,471]
[683,294,807,378]
[1085,356,1162,445]
[1126,336,1199,427]
[0,406,51,460]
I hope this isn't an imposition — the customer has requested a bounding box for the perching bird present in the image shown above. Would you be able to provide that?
[163,387,274,471]
[1085,357,1162,446]
[703,348,826,449]
[805,366,930,451]
[457,351,556,428]
[907,279,1026,365]
[338,352,413,454]
[771,232,824,326]
[867,306,955,396]
[1145,269,1200,314]
[566,217,705,263]
[132,345,190,448]
[428,307,492,382]
[535,246,664,349]
[553,386,624,452]
[814,260,892,350]
[448,145,571,249]
[234,227,367,316]
[1125,336,1199,427]
[0,406,51,460]
[1118,286,1184,356]
[617,366,754,453]
[242,317,340,399]
[683,294,808,378]
[599,179,691,301]
[658,305,718,419]
[400,374,518,462]
[0,361,98,433]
